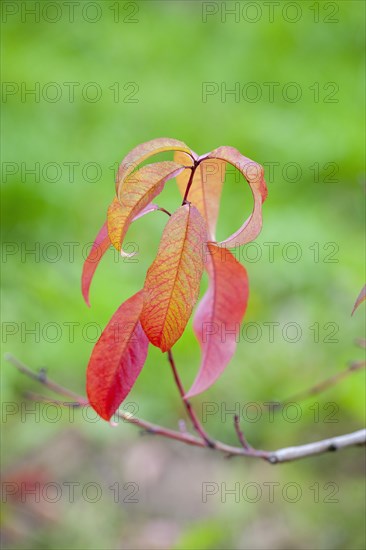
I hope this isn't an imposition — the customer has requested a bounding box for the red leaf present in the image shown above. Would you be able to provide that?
[81,223,110,307]
[86,291,149,421]
[141,204,207,351]
[206,146,267,247]
[185,243,249,398]
[116,138,194,200]
[352,285,366,316]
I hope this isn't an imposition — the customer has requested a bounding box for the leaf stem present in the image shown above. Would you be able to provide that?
[158,207,172,217]
[182,161,199,205]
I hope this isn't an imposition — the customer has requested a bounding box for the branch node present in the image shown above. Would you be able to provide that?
[178,419,187,434]
[205,438,216,449]
[38,368,48,383]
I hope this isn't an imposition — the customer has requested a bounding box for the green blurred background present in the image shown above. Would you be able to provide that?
[1,1,365,549]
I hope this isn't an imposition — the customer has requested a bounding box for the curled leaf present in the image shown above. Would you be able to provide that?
[86,291,149,421]
[108,161,185,254]
[352,285,366,316]
[185,243,249,398]
[141,204,207,351]
[206,146,267,248]
[174,151,226,241]
[116,138,194,199]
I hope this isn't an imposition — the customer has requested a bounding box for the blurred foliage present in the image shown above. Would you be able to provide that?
[1,1,365,549]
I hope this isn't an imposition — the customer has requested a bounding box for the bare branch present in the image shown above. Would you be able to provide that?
[355,338,366,349]
[233,414,251,450]
[267,430,366,464]
[6,354,366,464]
[266,360,365,410]
[5,353,87,404]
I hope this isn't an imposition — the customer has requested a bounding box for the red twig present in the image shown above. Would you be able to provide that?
[233,414,251,450]
[167,349,215,448]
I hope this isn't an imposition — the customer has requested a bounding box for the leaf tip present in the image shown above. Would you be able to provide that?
[81,286,91,308]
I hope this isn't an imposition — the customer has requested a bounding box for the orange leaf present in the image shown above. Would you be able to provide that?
[141,204,207,351]
[174,151,225,241]
[185,243,249,398]
[108,161,184,254]
[86,291,149,421]
[206,146,267,247]
[116,138,194,199]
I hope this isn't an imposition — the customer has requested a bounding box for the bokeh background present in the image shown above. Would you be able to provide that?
[1,1,365,549]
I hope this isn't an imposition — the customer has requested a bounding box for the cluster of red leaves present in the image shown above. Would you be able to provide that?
[82,138,268,421]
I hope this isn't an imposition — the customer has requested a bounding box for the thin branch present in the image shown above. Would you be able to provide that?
[5,355,366,464]
[233,414,251,450]
[167,349,215,447]
[23,391,81,408]
[4,353,87,405]
[268,430,366,464]
[266,360,365,410]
